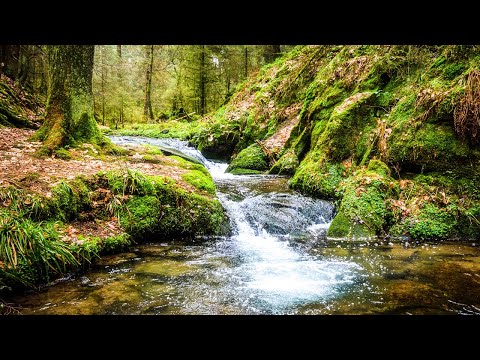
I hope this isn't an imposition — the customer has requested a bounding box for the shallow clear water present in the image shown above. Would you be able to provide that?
[7,136,480,315]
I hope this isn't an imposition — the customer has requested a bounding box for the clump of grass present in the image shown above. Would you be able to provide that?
[107,168,156,196]
[0,212,79,287]
[454,69,480,144]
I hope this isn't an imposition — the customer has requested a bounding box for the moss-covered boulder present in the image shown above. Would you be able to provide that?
[269,149,299,175]
[327,160,395,239]
[289,159,346,199]
[226,143,269,175]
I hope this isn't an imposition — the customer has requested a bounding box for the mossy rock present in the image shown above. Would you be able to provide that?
[387,122,480,172]
[269,150,299,175]
[228,168,265,175]
[327,211,374,238]
[327,160,394,239]
[226,143,269,174]
[103,171,228,239]
[367,159,391,177]
[120,195,161,238]
[54,148,72,160]
[289,158,345,199]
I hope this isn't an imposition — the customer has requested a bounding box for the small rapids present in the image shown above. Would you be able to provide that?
[8,136,480,315]
[108,136,360,313]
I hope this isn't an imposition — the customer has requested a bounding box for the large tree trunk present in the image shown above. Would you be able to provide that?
[36,45,103,151]
[143,45,154,120]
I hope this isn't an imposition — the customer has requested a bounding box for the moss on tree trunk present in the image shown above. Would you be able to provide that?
[35,45,105,152]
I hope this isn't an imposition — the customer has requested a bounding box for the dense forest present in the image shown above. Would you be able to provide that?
[1,44,480,315]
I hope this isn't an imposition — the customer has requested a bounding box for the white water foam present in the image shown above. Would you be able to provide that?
[110,135,362,312]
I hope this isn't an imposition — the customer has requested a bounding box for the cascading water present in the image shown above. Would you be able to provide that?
[108,136,362,314]
[8,136,480,315]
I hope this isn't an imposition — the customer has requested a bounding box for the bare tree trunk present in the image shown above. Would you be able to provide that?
[143,45,154,120]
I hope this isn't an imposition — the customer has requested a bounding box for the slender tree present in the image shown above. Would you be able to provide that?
[244,45,249,79]
[143,45,154,120]
[100,45,106,126]
[199,45,206,116]
[36,45,104,151]
[117,45,124,127]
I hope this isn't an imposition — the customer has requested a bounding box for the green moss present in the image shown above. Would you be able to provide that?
[182,170,216,195]
[101,234,131,254]
[327,163,395,239]
[367,159,391,177]
[71,112,104,146]
[327,210,373,238]
[50,180,90,221]
[406,204,457,240]
[269,150,299,175]
[169,155,208,173]
[54,148,72,160]
[101,142,130,156]
[33,145,52,158]
[104,171,228,240]
[106,169,156,196]
[442,62,467,80]
[120,195,161,238]
[389,171,480,240]
[143,144,163,155]
[226,143,269,174]
[228,168,265,175]
[289,157,345,199]
[321,92,376,161]
[142,154,163,164]
[388,122,478,171]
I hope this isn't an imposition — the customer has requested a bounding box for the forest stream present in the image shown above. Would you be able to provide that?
[8,136,480,315]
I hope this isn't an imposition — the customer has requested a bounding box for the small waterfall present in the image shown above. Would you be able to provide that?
[109,136,361,313]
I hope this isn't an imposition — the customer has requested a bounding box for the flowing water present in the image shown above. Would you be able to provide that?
[7,136,480,315]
